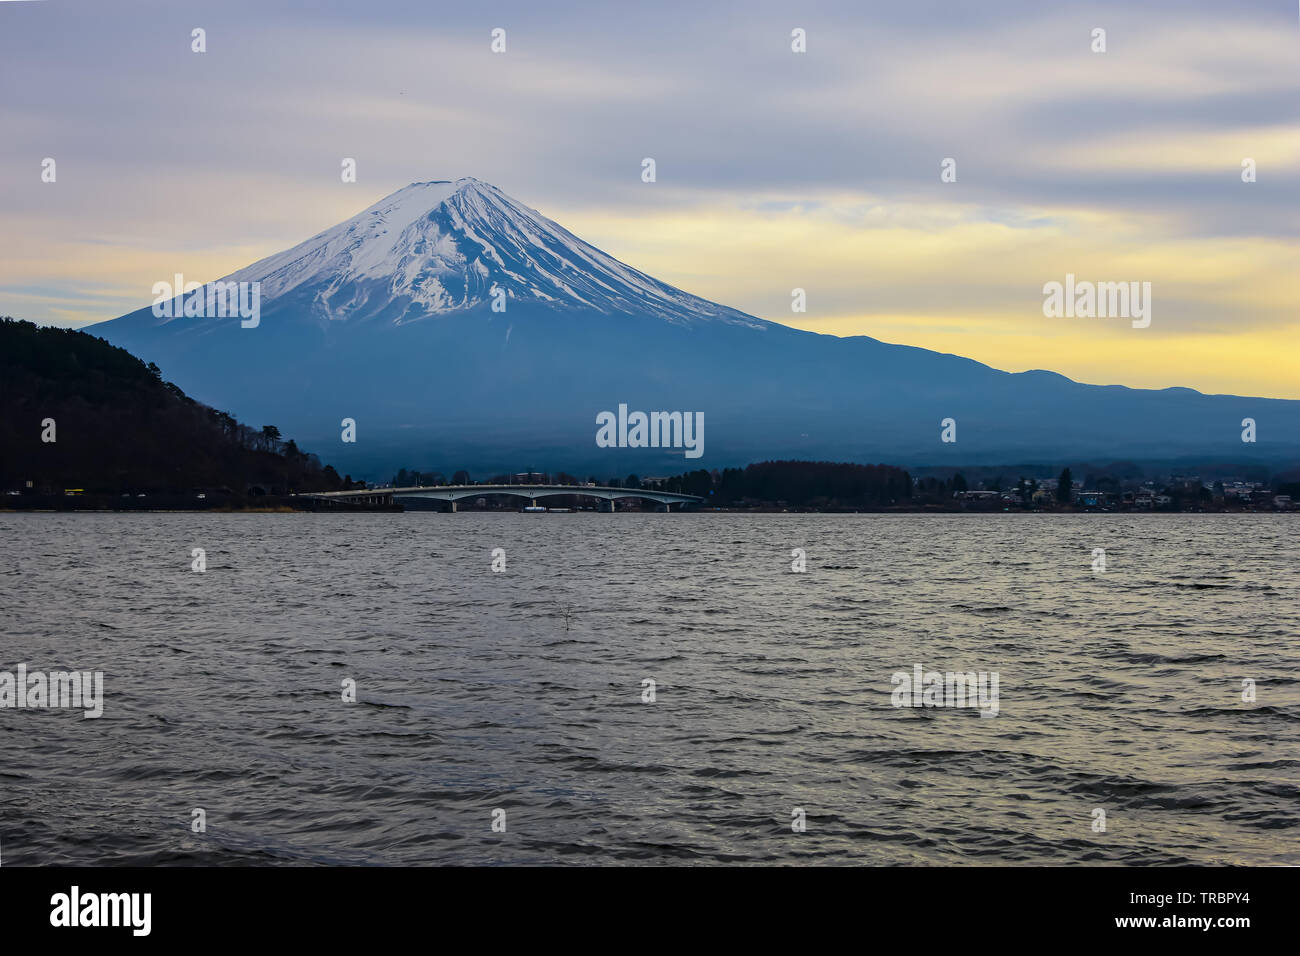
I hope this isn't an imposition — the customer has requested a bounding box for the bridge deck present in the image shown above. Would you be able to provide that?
[302,484,705,507]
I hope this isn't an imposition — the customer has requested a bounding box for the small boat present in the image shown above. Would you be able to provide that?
[522,505,547,513]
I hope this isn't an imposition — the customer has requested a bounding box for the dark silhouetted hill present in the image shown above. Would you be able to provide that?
[0,317,349,496]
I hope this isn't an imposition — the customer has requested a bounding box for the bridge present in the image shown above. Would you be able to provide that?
[301,484,706,512]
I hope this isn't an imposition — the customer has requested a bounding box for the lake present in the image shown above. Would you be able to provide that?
[1,512,1295,865]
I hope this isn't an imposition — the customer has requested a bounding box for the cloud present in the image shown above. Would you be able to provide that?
[0,0,1295,397]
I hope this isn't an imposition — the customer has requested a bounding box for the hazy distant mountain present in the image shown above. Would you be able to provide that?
[93,178,1299,476]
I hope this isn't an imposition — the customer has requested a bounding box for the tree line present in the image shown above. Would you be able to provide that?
[0,317,356,495]
[658,460,913,508]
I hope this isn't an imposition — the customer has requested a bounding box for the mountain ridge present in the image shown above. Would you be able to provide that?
[91,179,1298,476]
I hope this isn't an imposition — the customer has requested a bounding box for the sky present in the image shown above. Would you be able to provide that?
[1,0,1297,397]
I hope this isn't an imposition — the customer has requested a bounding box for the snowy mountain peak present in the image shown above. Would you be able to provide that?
[220,179,767,327]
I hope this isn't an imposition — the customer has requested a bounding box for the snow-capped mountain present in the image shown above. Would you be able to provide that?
[215,178,766,328]
[93,180,1300,476]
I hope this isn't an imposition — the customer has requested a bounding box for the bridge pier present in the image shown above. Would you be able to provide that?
[449,500,457,512]
[600,499,616,513]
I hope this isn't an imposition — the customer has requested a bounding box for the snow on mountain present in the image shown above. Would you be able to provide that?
[220,178,768,328]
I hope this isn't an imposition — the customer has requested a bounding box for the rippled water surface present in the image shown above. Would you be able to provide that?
[1,512,1297,865]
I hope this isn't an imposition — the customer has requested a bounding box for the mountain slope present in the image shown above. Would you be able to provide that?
[0,317,348,494]
[115,178,767,332]
[92,179,1300,476]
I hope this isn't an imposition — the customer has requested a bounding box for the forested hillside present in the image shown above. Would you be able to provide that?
[0,317,348,496]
